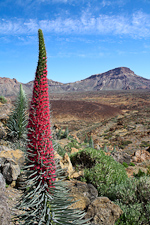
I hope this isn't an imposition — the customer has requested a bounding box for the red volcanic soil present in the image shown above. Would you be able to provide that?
[50,100,121,122]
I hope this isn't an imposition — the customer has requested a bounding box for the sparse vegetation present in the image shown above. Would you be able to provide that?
[122,162,129,168]
[133,169,147,178]
[119,140,132,149]
[140,141,150,148]
[0,95,7,104]
[64,138,80,153]
[56,127,69,139]
[89,136,94,148]
[130,162,135,166]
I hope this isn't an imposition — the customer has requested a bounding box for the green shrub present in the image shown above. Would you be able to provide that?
[119,140,132,149]
[89,136,94,148]
[63,126,69,138]
[70,147,128,198]
[64,139,80,152]
[56,128,62,140]
[129,162,135,166]
[133,169,146,178]
[122,162,129,168]
[55,143,66,157]
[84,134,88,143]
[147,166,150,175]
[56,127,69,139]
[140,141,150,148]
[0,95,7,104]
[103,144,108,152]
[115,177,150,224]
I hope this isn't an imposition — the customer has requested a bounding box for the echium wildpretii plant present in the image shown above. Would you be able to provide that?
[16,29,89,225]
[7,84,28,140]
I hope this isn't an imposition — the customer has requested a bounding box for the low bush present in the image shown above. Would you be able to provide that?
[115,177,150,224]
[0,95,7,104]
[56,127,69,139]
[64,138,80,153]
[130,162,135,166]
[70,147,128,198]
[119,140,132,149]
[140,141,150,148]
[133,169,146,178]
[122,162,129,168]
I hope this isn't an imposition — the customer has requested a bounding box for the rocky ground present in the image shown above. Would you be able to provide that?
[0,89,150,224]
[50,90,150,155]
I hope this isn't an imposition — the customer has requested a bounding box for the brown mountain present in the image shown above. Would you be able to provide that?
[0,67,150,97]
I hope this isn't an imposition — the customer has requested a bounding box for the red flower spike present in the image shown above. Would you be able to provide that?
[27,29,56,188]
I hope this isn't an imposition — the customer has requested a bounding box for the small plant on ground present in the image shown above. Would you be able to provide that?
[112,145,116,152]
[56,128,62,139]
[0,95,7,104]
[119,140,132,149]
[133,169,146,178]
[6,84,28,140]
[56,127,69,139]
[63,126,69,138]
[64,138,80,153]
[89,136,94,148]
[140,141,150,148]
[103,144,108,152]
[53,140,66,157]
[84,134,88,143]
[129,162,135,166]
[122,162,129,168]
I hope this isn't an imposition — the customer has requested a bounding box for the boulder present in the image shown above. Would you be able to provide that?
[70,170,84,179]
[0,173,10,225]
[68,181,98,210]
[54,151,75,178]
[0,157,20,184]
[59,153,74,178]
[132,149,150,163]
[71,147,79,154]
[0,146,25,167]
[111,151,131,164]
[85,197,123,225]
[0,102,12,123]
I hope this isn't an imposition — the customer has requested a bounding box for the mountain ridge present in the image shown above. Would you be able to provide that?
[0,67,150,97]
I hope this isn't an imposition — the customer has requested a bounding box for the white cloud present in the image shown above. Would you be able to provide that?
[101,0,126,7]
[0,11,150,38]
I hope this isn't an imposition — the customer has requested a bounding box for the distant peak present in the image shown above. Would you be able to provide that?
[87,67,135,80]
[113,67,134,73]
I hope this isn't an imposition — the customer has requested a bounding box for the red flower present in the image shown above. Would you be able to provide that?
[27,29,56,188]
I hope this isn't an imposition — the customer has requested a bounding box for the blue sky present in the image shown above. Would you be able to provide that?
[0,0,150,83]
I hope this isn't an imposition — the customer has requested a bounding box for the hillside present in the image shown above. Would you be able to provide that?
[0,67,150,97]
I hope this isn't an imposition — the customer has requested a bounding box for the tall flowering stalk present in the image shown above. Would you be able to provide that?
[27,29,56,187]
[7,84,28,140]
[16,29,89,225]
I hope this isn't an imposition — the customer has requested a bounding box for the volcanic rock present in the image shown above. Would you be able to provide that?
[85,197,123,225]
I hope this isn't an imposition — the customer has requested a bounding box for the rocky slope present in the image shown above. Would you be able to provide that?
[0,67,150,97]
